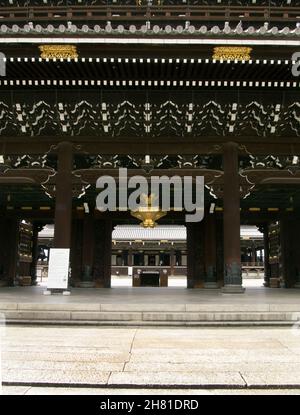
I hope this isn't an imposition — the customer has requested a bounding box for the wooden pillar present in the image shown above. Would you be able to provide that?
[293,219,300,288]
[70,219,83,287]
[0,217,6,284]
[251,244,256,265]
[280,216,294,288]
[30,222,42,286]
[0,218,19,286]
[204,214,218,288]
[260,224,271,287]
[93,219,112,288]
[216,217,224,287]
[128,248,133,266]
[186,223,195,288]
[170,248,175,276]
[222,142,244,293]
[82,214,95,271]
[280,216,300,288]
[186,222,205,288]
[53,141,73,249]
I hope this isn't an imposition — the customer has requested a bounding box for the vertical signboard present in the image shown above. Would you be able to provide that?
[47,248,70,290]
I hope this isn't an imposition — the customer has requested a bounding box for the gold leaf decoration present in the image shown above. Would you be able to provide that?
[130,194,167,228]
[212,47,252,61]
[39,45,78,60]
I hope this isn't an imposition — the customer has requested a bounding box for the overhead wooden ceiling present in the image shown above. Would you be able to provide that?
[0,58,298,83]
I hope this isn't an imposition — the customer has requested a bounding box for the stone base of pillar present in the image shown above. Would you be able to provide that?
[94,279,110,288]
[222,284,245,294]
[293,282,300,289]
[193,281,205,288]
[203,282,219,289]
[79,281,95,288]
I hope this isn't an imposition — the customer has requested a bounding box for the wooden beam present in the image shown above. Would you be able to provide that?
[1,137,300,155]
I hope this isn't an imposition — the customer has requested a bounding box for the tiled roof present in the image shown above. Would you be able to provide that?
[0,23,299,37]
[240,226,263,239]
[112,225,263,240]
[112,225,187,240]
[39,224,262,240]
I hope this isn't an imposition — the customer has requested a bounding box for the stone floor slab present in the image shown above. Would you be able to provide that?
[2,351,130,363]
[108,371,246,387]
[2,360,124,372]
[241,370,300,387]
[3,386,300,395]
[124,362,300,373]
[2,369,110,385]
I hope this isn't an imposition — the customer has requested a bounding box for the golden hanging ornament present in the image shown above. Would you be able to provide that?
[130,194,167,228]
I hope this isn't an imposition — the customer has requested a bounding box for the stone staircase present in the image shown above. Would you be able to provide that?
[1,302,300,325]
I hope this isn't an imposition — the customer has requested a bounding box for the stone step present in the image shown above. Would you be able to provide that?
[1,305,300,325]
[1,302,300,312]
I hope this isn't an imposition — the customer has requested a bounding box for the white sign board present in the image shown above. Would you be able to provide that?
[128,266,133,277]
[47,248,70,290]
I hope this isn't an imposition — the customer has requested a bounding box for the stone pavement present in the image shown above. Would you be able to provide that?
[2,386,300,395]
[1,325,300,392]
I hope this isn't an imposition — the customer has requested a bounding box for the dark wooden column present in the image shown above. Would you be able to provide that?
[222,142,244,293]
[216,217,224,287]
[186,222,205,288]
[280,216,294,288]
[70,219,83,287]
[170,248,175,276]
[30,222,43,286]
[77,213,96,287]
[186,223,195,288]
[0,218,19,286]
[53,141,73,249]
[259,224,271,287]
[280,216,300,288]
[82,214,95,271]
[128,247,133,267]
[93,219,112,288]
[204,214,218,288]
[293,218,300,288]
[251,244,256,265]
[0,217,5,284]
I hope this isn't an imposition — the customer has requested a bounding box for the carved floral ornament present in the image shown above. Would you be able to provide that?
[212,47,252,62]
[39,45,78,60]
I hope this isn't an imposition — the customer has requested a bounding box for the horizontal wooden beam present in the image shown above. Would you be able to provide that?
[1,137,300,155]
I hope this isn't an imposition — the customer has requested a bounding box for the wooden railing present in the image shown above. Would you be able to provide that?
[242,261,264,267]
[0,5,298,24]
[242,262,264,277]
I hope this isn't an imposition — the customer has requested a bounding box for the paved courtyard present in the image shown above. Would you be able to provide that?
[1,325,300,394]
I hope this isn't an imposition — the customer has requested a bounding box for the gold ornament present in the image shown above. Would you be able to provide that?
[39,45,78,60]
[130,194,167,228]
[212,47,252,61]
